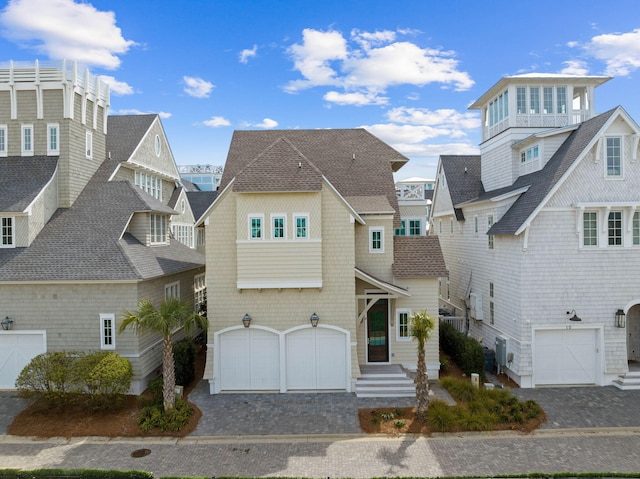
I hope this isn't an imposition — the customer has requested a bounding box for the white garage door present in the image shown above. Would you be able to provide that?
[286,328,347,390]
[534,329,597,386]
[0,332,46,389]
[219,328,279,391]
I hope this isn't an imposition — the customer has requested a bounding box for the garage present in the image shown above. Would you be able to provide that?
[534,328,598,386]
[286,327,347,390]
[0,332,46,389]
[218,328,280,391]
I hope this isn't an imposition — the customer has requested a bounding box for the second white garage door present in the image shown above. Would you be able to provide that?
[0,331,46,390]
[534,328,598,386]
[286,328,347,390]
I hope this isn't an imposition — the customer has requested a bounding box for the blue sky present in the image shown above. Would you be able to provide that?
[1,0,639,181]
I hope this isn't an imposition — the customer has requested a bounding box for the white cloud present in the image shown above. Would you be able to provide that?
[255,118,278,129]
[284,28,474,104]
[560,60,589,76]
[0,0,135,70]
[183,76,214,98]
[585,28,640,76]
[202,116,231,127]
[239,44,258,63]
[113,109,171,119]
[323,90,388,106]
[99,75,133,95]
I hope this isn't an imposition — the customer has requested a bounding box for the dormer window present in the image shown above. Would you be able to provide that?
[520,145,540,175]
[150,214,167,244]
[1,216,14,248]
[135,171,162,200]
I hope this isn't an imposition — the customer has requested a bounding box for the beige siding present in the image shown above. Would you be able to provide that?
[127,213,150,246]
[354,216,394,281]
[127,118,180,182]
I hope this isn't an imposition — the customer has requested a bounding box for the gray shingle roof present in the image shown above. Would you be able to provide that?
[106,114,157,162]
[439,155,483,220]
[0,157,58,212]
[186,191,218,220]
[392,236,448,278]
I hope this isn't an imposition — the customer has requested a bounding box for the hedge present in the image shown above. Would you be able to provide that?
[439,320,485,377]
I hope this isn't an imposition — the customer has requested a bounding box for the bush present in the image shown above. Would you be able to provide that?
[74,351,133,410]
[15,351,79,407]
[173,338,196,386]
[139,398,193,432]
[439,321,485,376]
[0,469,152,479]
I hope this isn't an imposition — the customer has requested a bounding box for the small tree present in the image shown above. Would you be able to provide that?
[410,310,435,417]
[119,297,208,411]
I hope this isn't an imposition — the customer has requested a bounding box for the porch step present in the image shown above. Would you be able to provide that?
[355,365,416,398]
[612,371,640,390]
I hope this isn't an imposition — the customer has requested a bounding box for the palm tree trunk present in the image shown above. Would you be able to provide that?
[162,335,176,411]
[415,346,429,417]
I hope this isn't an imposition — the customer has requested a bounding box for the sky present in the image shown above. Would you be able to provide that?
[1,0,640,181]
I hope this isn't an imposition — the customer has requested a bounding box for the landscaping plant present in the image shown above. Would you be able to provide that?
[410,310,435,417]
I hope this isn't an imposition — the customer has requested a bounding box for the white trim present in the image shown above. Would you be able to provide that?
[293,213,310,239]
[396,308,412,342]
[0,124,7,157]
[99,313,116,350]
[248,213,264,240]
[355,268,411,297]
[237,280,323,289]
[85,130,93,159]
[270,213,287,240]
[0,215,15,248]
[21,124,33,156]
[369,226,384,253]
[165,280,180,299]
[47,123,60,156]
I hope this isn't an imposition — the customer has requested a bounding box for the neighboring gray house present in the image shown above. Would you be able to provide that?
[0,61,205,393]
[431,73,640,388]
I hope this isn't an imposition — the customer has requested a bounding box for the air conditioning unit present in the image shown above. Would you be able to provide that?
[469,293,483,320]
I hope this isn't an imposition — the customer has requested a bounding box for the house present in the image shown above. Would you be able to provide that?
[430,73,640,388]
[0,61,205,393]
[395,176,435,236]
[199,129,447,395]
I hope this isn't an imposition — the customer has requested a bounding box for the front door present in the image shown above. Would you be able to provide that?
[367,299,389,362]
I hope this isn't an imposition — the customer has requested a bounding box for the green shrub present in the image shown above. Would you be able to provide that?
[74,351,133,410]
[426,399,457,432]
[138,398,193,432]
[440,376,478,403]
[439,321,485,376]
[15,351,80,407]
[173,338,196,386]
[147,377,165,405]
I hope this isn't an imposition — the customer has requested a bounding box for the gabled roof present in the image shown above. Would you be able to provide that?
[345,195,394,215]
[439,155,483,220]
[392,236,448,278]
[186,191,218,221]
[0,157,58,212]
[106,114,157,162]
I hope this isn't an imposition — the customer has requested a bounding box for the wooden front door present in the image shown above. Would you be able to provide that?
[367,298,389,362]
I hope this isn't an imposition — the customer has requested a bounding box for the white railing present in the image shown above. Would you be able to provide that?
[396,183,426,200]
[177,164,224,174]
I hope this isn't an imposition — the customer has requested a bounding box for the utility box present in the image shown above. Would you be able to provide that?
[495,336,508,366]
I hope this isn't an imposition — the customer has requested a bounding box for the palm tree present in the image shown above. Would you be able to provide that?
[119,297,208,411]
[410,310,435,417]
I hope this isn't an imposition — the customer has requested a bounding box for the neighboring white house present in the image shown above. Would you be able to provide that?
[431,73,640,388]
[395,177,435,236]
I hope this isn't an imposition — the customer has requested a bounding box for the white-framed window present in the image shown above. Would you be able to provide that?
[488,90,508,126]
[196,227,205,247]
[154,135,161,156]
[396,309,411,341]
[409,219,421,236]
[634,212,640,246]
[520,145,539,163]
[181,199,185,214]
[516,87,527,114]
[489,282,495,325]
[194,273,206,315]
[150,214,167,244]
[608,211,623,246]
[369,227,384,253]
[294,214,309,239]
[47,123,59,156]
[529,87,540,114]
[248,214,263,240]
[271,214,286,240]
[21,124,33,156]
[86,131,92,159]
[583,211,598,247]
[0,125,7,157]
[556,86,567,114]
[135,171,162,200]
[165,281,180,299]
[172,224,194,248]
[488,215,494,250]
[543,87,554,114]
[449,218,454,234]
[100,314,116,350]
[606,137,622,177]
[1,216,15,248]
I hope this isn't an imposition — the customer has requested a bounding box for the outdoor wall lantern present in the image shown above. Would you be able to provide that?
[566,310,582,322]
[615,309,626,328]
[310,312,319,327]
[242,313,252,328]
[1,316,14,330]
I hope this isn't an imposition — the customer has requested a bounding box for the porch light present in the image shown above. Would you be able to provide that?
[567,310,582,322]
[1,316,14,330]
[242,313,252,328]
[310,312,319,327]
[616,309,626,328]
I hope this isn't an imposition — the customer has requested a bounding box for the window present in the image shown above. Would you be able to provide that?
[408,219,421,236]
[22,124,33,156]
[397,309,411,341]
[370,227,384,253]
[1,216,14,248]
[556,86,567,114]
[150,214,167,244]
[474,216,479,234]
[47,124,59,156]
[488,215,494,249]
[516,87,527,114]
[194,274,206,315]
[172,224,194,248]
[100,314,116,350]
[86,131,92,158]
[529,87,540,114]
[608,211,623,246]
[165,281,180,299]
[154,135,161,156]
[272,215,286,239]
[583,211,598,246]
[394,219,406,236]
[488,90,509,126]
[489,282,494,325]
[520,145,539,163]
[249,215,263,240]
[543,87,554,114]
[181,199,185,214]
[294,214,308,239]
[135,171,162,200]
[196,227,205,247]
[606,137,622,177]
[0,125,7,157]
[634,212,640,246]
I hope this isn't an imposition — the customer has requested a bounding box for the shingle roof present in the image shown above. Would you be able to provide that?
[439,155,483,220]
[487,108,617,235]
[186,191,218,220]
[222,129,407,226]
[392,236,448,278]
[344,195,394,214]
[0,157,58,212]
[106,114,157,162]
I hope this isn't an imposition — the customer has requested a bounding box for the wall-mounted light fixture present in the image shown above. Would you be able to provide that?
[242,313,252,328]
[1,316,14,330]
[566,310,582,322]
[309,312,319,327]
[615,309,626,328]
